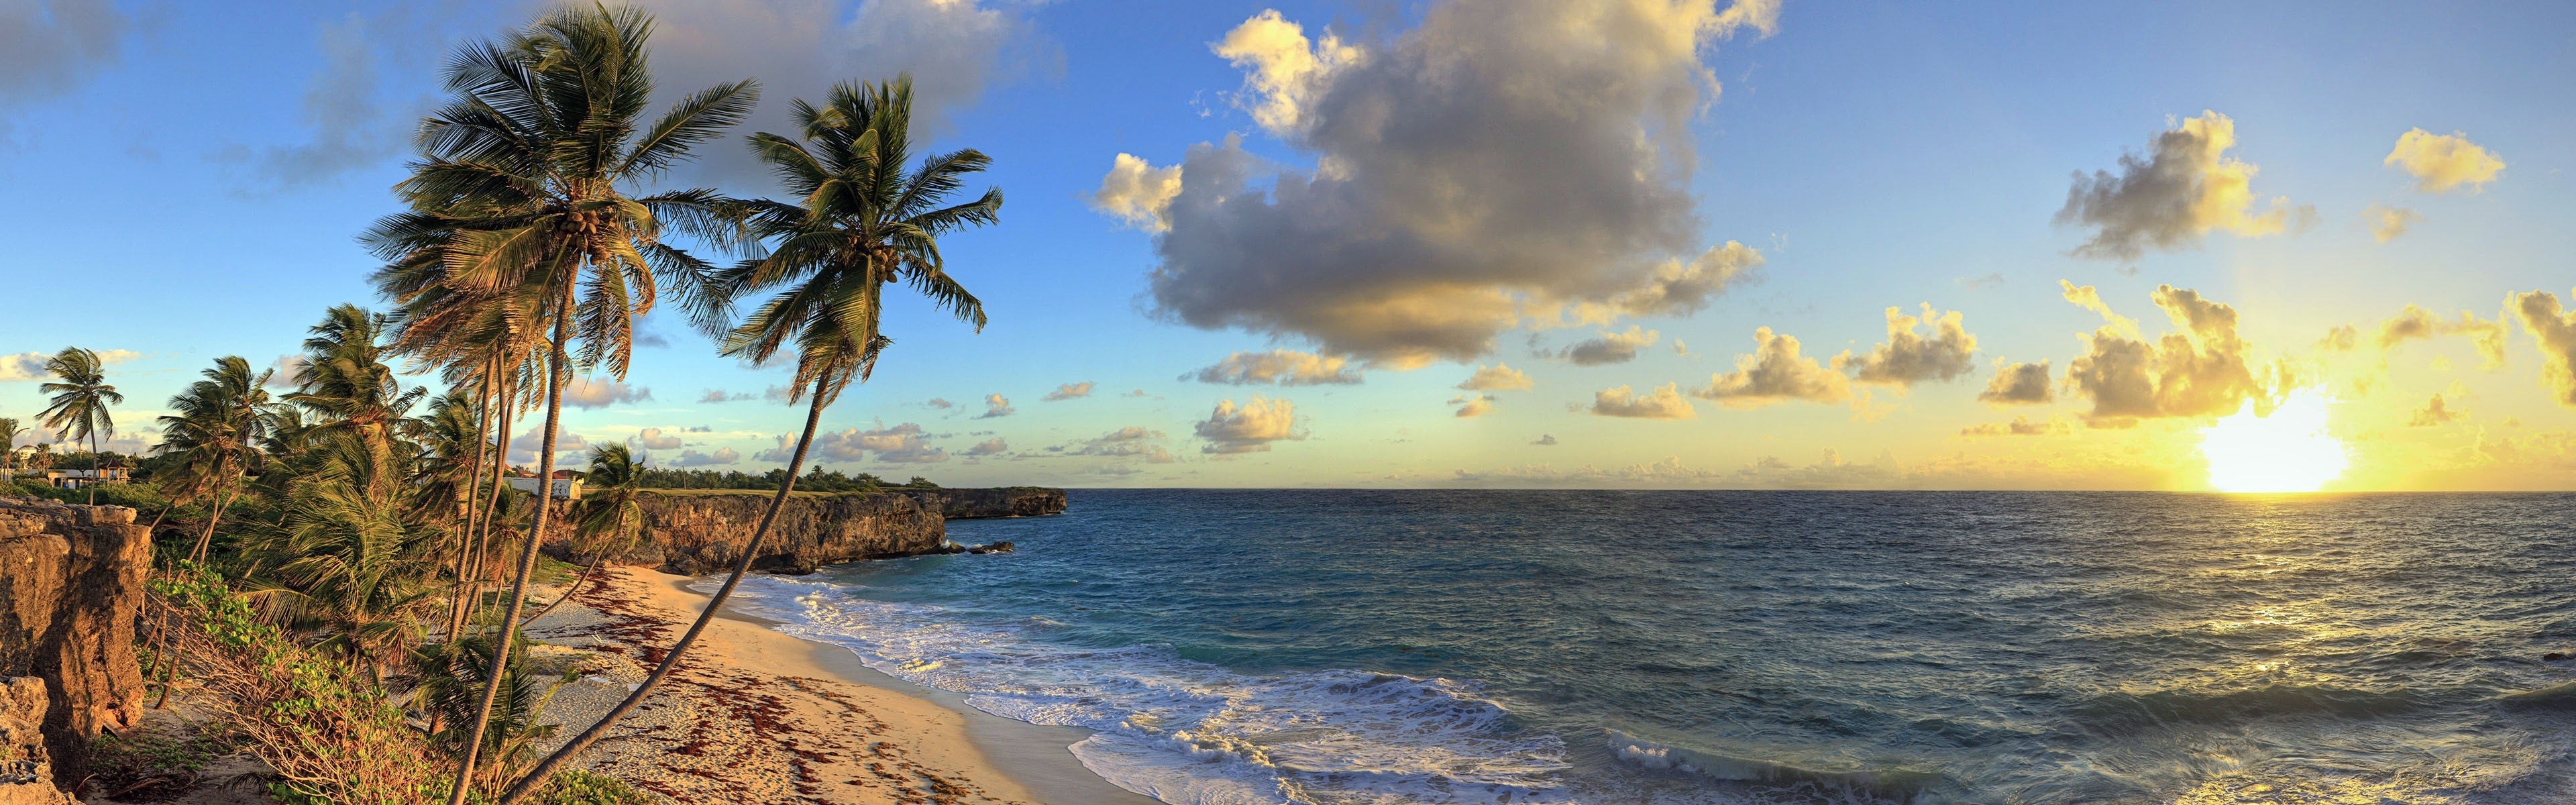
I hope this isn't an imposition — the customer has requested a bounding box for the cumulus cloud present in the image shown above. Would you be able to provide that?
[1532,434,1558,445]
[2385,129,2504,193]
[631,0,1050,186]
[1836,305,1976,386]
[264,356,309,388]
[2366,205,2422,243]
[1195,397,1303,453]
[1979,361,2053,405]
[1184,350,1362,386]
[2408,394,2463,427]
[926,397,954,409]
[976,393,1014,419]
[2064,285,2263,425]
[2510,288,2576,407]
[508,428,591,464]
[1126,1,1776,367]
[561,377,651,409]
[1065,427,1175,463]
[669,447,741,467]
[1457,364,1534,392]
[1562,327,1660,366]
[812,422,949,464]
[965,437,1008,456]
[1449,394,1497,418]
[700,388,760,403]
[1091,153,1184,231]
[1960,416,2064,437]
[1,348,140,381]
[2059,280,2141,337]
[2372,304,2507,370]
[1590,384,1697,420]
[1043,382,1095,402]
[2056,111,2306,260]
[1695,328,1850,407]
[2318,325,2360,352]
[633,427,682,450]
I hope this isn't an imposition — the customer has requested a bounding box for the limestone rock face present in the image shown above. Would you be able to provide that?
[888,486,1068,519]
[0,678,72,805]
[0,496,149,791]
[623,492,947,574]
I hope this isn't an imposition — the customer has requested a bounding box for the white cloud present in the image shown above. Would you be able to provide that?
[1091,153,1184,231]
[2385,128,2504,193]
[560,376,651,409]
[633,427,683,450]
[1042,382,1095,402]
[811,422,949,464]
[1195,397,1303,453]
[0,352,45,382]
[700,388,760,403]
[669,447,741,467]
[2056,111,2308,261]
[965,437,1009,457]
[508,428,592,465]
[0,0,131,108]
[1449,394,1496,418]
[2065,286,2263,425]
[1185,350,1362,386]
[976,393,1014,419]
[1063,427,1175,464]
[2510,288,2576,407]
[1836,304,1977,386]
[1978,361,2054,405]
[1695,327,1850,407]
[1130,1,1776,367]
[2366,204,2422,242]
[1457,364,1534,392]
[1562,327,1659,366]
[2373,304,2507,370]
[1589,384,1696,420]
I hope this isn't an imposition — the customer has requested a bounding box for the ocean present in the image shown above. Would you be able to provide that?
[720,490,2576,805]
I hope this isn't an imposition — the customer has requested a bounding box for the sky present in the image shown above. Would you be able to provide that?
[2,0,2573,490]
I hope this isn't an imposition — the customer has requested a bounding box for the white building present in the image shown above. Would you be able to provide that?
[505,476,583,500]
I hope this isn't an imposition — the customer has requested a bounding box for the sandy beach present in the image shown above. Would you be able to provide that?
[523,566,1161,805]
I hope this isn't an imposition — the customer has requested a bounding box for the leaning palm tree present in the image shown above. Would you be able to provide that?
[289,305,426,464]
[504,74,998,803]
[154,356,277,562]
[362,7,757,802]
[40,347,122,505]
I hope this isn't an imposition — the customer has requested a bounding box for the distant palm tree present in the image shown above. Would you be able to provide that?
[508,75,998,802]
[40,347,122,505]
[362,6,757,802]
[0,417,23,472]
[521,443,647,625]
[154,356,277,562]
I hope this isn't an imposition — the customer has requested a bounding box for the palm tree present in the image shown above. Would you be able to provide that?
[155,357,277,562]
[289,305,425,463]
[40,347,122,505]
[506,75,998,803]
[362,7,757,802]
[0,417,23,473]
[521,443,646,625]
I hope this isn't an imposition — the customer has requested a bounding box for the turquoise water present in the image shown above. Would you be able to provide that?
[722,490,2576,804]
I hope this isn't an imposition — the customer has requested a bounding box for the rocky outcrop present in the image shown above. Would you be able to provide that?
[615,492,947,574]
[0,497,150,789]
[888,486,1067,519]
[1,678,73,805]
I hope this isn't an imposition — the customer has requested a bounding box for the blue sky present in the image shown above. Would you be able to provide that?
[3,0,2573,490]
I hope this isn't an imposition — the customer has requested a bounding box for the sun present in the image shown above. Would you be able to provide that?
[2199,390,2349,493]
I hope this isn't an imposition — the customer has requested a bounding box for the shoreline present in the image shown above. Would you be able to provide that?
[523,566,1160,805]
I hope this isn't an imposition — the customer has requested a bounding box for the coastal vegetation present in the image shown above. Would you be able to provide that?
[1,4,999,803]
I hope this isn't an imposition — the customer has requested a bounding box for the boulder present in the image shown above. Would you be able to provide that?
[0,678,75,805]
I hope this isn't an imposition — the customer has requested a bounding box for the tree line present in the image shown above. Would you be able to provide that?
[5,5,1003,803]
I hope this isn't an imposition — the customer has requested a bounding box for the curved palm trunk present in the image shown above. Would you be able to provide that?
[85,433,98,506]
[186,452,235,563]
[448,292,574,805]
[462,372,518,637]
[448,366,499,641]
[520,552,606,628]
[500,379,832,805]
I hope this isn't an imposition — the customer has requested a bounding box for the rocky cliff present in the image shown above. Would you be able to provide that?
[613,491,947,574]
[888,486,1067,519]
[0,498,150,790]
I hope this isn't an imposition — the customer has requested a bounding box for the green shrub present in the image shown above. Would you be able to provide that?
[531,769,659,805]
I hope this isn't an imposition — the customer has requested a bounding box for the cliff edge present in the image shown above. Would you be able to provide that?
[591,487,1065,575]
[0,497,150,790]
